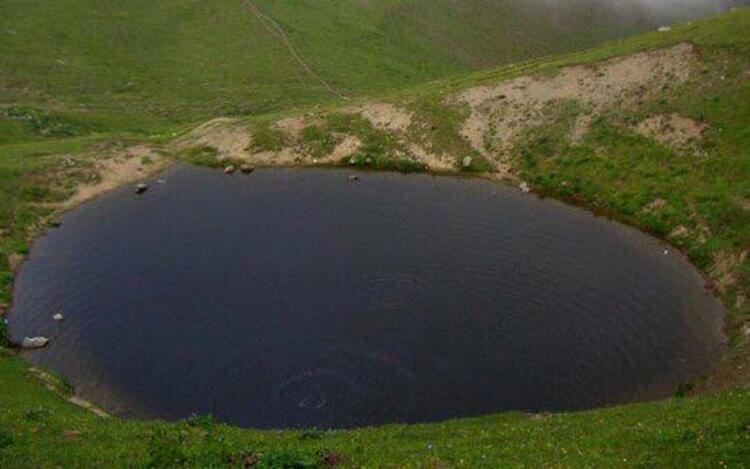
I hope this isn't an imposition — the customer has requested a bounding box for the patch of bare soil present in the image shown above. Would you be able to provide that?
[328,135,362,162]
[273,116,309,137]
[457,43,701,162]
[65,146,169,209]
[175,118,251,161]
[710,250,748,294]
[407,143,454,171]
[356,102,413,132]
[635,113,707,150]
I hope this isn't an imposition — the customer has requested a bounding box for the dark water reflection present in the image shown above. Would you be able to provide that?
[9,165,725,429]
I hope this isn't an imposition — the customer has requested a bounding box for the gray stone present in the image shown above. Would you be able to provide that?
[224,165,236,175]
[134,183,148,194]
[21,337,50,349]
[462,156,473,168]
[240,165,255,174]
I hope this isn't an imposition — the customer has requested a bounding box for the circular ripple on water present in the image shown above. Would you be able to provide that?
[272,345,417,428]
[353,275,427,316]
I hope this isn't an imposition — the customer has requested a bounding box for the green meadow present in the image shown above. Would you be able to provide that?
[1,1,749,467]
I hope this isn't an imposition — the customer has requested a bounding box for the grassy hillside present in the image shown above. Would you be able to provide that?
[1,3,750,468]
[1,0,744,132]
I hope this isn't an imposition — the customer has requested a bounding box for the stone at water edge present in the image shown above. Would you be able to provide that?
[21,337,50,349]
[53,313,64,321]
[519,182,532,193]
[224,165,236,175]
[462,156,473,169]
[240,165,255,174]
[134,183,148,194]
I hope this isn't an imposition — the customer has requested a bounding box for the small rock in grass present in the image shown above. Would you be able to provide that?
[462,156,473,169]
[224,165,236,175]
[134,183,148,194]
[519,182,532,193]
[349,157,357,165]
[240,165,255,174]
[53,313,64,321]
[21,337,50,349]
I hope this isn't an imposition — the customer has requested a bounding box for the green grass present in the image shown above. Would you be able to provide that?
[1,5,750,467]
[1,352,749,467]
[2,0,745,134]
[250,124,287,153]
[504,39,750,341]
[300,125,339,160]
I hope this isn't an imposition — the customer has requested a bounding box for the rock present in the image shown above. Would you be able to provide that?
[744,325,750,338]
[134,183,148,194]
[365,157,373,165]
[21,337,50,349]
[49,220,63,228]
[53,313,64,321]
[349,157,357,165]
[224,165,236,175]
[462,156,473,169]
[348,175,360,182]
[519,182,532,193]
[240,165,255,174]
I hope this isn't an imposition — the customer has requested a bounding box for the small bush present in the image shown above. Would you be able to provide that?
[301,125,338,159]
[24,407,54,422]
[147,428,188,468]
[184,413,214,429]
[251,125,286,152]
[459,154,494,173]
[178,146,223,168]
[4,106,89,138]
[343,153,425,173]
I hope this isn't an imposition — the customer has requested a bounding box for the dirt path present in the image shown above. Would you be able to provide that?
[246,1,347,100]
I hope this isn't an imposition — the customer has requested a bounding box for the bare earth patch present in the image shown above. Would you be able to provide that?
[710,250,748,294]
[65,146,169,209]
[636,113,708,150]
[328,135,362,162]
[273,116,309,137]
[407,143,455,171]
[176,118,251,161]
[457,43,701,163]
[356,102,413,132]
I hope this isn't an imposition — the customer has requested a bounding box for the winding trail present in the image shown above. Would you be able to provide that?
[246,1,348,100]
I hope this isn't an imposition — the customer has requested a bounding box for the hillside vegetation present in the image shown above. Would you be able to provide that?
[0,2,749,467]
[0,0,745,131]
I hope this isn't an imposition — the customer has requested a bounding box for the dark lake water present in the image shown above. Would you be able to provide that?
[9,165,725,429]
